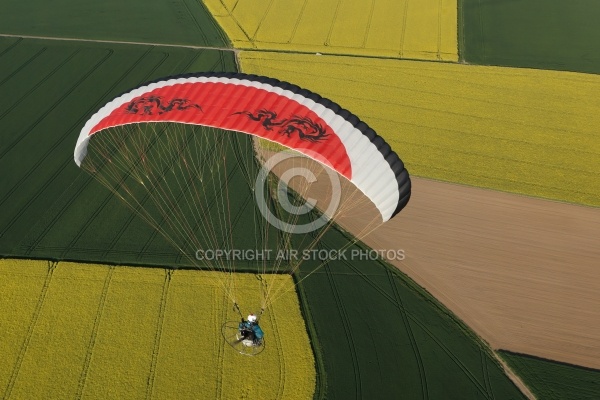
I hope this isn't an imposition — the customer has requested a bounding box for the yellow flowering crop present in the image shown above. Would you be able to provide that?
[240,51,600,207]
[0,260,315,399]
[0,259,49,398]
[203,0,458,61]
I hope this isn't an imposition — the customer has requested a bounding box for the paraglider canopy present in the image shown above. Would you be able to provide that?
[74,73,410,222]
[73,73,412,356]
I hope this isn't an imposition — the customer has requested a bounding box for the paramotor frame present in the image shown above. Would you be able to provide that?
[221,321,265,356]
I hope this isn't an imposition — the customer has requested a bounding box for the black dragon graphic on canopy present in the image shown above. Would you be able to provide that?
[125,96,202,115]
[233,109,329,143]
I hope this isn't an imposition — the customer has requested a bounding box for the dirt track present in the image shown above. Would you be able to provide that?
[260,148,600,369]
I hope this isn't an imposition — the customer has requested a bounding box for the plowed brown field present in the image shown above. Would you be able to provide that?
[346,177,600,370]
[259,147,600,369]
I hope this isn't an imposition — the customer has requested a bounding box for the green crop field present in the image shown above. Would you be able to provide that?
[460,0,600,74]
[290,218,526,399]
[0,35,529,398]
[0,0,228,47]
[5,1,597,398]
[499,351,600,400]
[0,37,240,263]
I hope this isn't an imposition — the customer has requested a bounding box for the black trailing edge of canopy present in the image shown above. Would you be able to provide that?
[106,72,411,219]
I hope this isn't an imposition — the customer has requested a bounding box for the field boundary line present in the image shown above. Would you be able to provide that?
[3,261,57,399]
[215,285,229,400]
[457,0,466,61]
[323,0,343,47]
[145,269,172,400]
[294,276,327,398]
[0,49,80,130]
[58,49,166,258]
[197,1,230,46]
[480,348,494,399]
[180,0,209,44]
[266,306,286,399]
[387,268,429,398]
[437,0,443,60]
[251,0,275,41]
[0,28,464,64]
[398,0,409,57]
[215,0,255,47]
[476,0,486,61]
[75,266,115,399]
[15,49,167,254]
[0,37,22,58]
[0,48,112,173]
[320,240,494,399]
[494,353,536,400]
[0,33,237,53]
[315,230,362,397]
[1,48,116,243]
[211,287,221,399]
[324,263,362,396]
[361,0,376,49]
[287,0,308,44]
[0,47,46,88]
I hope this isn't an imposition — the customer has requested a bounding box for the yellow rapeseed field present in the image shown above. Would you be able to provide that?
[0,260,315,399]
[240,51,600,207]
[204,0,458,61]
[0,259,49,397]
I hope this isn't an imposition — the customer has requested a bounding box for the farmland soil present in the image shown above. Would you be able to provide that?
[258,147,600,370]
[358,178,600,370]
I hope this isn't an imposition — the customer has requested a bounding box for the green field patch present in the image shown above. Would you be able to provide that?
[0,0,228,47]
[0,37,237,262]
[460,0,600,74]
[0,260,315,399]
[0,34,552,399]
[292,220,526,398]
[499,351,600,400]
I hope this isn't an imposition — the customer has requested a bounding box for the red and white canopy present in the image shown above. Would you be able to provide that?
[74,73,410,221]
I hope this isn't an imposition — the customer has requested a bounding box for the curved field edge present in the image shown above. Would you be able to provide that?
[239,51,600,208]
[294,273,328,399]
[202,0,458,61]
[290,214,527,399]
[385,260,532,398]
[499,350,600,400]
[0,259,315,399]
[269,160,526,398]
